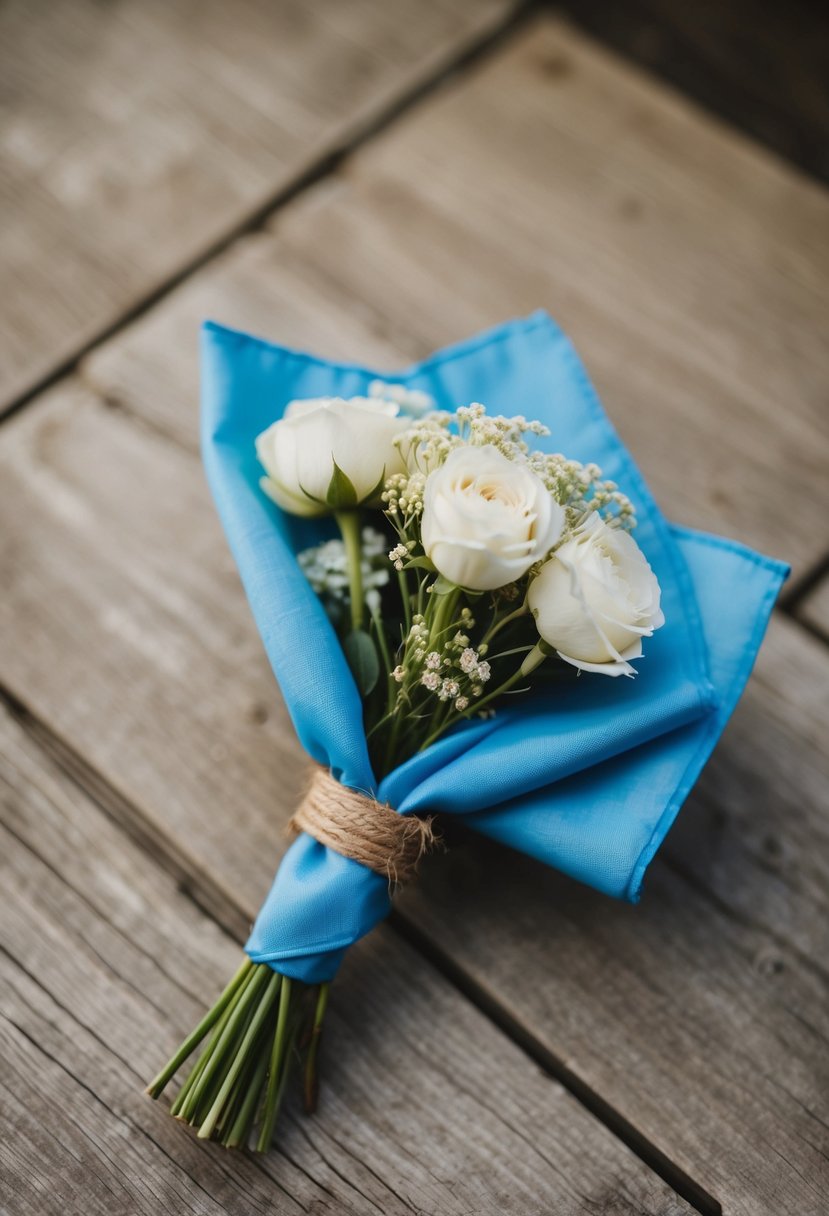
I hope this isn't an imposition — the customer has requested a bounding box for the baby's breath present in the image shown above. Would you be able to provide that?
[369,380,435,417]
[386,403,636,556]
[526,452,636,530]
[298,527,390,598]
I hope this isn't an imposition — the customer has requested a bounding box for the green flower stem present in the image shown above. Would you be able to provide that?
[256,975,294,1152]
[176,967,259,1122]
[370,599,395,714]
[335,510,364,633]
[304,983,330,1114]
[146,956,253,1099]
[380,584,464,771]
[383,706,403,773]
[365,705,398,741]
[397,568,412,635]
[181,965,271,1120]
[429,586,461,644]
[262,1020,300,1149]
[416,573,428,618]
[418,643,547,753]
[197,970,282,1140]
[224,1051,269,1148]
[188,1007,261,1127]
[480,600,530,648]
[170,1037,214,1118]
[214,1034,265,1143]
[148,960,331,1150]
[519,641,549,677]
[178,972,256,1123]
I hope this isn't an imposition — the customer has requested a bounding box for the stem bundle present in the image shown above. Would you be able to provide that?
[147,959,328,1150]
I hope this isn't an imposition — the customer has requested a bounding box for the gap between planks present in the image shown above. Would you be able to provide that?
[780,552,829,647]
[0,0,536,427]
[0,685,719,1216]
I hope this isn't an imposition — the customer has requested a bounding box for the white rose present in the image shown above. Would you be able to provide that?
[256,396,407,517]
[528,512,664,677]
[421,445,564,591]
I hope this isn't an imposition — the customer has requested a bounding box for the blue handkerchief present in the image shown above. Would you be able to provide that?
[201,312,788,983]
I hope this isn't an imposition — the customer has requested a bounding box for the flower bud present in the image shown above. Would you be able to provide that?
[256,397,408,517]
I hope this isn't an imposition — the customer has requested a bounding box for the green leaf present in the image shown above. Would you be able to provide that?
[432,575,457,595]
[326,459,359,508]
[343,629,380,697]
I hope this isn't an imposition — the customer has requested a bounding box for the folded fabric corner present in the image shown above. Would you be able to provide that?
[465,526,789,900]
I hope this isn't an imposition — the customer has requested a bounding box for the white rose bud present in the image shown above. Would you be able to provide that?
[421,445,564,591]
[528,512,664,677]
[256,397,407,517]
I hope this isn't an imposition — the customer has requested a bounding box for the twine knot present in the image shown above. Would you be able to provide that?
[289,767,439,885]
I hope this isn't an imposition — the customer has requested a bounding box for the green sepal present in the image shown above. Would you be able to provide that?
[326,459,359,508]
[402,556,436,572]
[432,574,458,595]
[362,466,387,505]
[297,480,327,507]
[343,629,380,697]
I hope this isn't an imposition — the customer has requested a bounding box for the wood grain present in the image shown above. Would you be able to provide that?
[1,369,827,1212]
[0,0,515,412]
[0,700,696,1216]
[85,17,829,577]
[796,572,829,641]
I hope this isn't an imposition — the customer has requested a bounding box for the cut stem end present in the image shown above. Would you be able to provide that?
[147,958,331,1151]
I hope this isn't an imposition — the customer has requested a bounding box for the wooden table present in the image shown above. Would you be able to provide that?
[2,4,827,1213]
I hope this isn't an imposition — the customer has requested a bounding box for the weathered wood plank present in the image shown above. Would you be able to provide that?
[0,700,696,1216]
[796,571,829,642]
[0,0,516,412]
[1,372,827,1212]
[85,17,829,577]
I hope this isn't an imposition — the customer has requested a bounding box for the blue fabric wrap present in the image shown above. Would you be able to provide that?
[200,312,789,984]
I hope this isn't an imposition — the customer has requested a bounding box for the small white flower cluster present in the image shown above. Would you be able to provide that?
[405,614,430,664]
[459,647,491,689]
[298,527,390,614]
[369,380,435,418]
[395,412,458,478]
[394,611,491,713]
[456,402,550,461]
[386,403,636,541]
[388,541,413,571]
[526,452,636,530]
[382,469,427,524]
[397,402,549,472]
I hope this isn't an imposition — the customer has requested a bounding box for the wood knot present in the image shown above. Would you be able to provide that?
[289,766,439,885]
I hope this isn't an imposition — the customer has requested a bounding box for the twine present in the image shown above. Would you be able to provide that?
[289,767,439,885]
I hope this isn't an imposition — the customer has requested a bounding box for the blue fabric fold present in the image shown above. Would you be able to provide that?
[201,313,788,983]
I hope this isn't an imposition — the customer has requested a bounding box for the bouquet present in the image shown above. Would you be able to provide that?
[147,312,787,1150]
